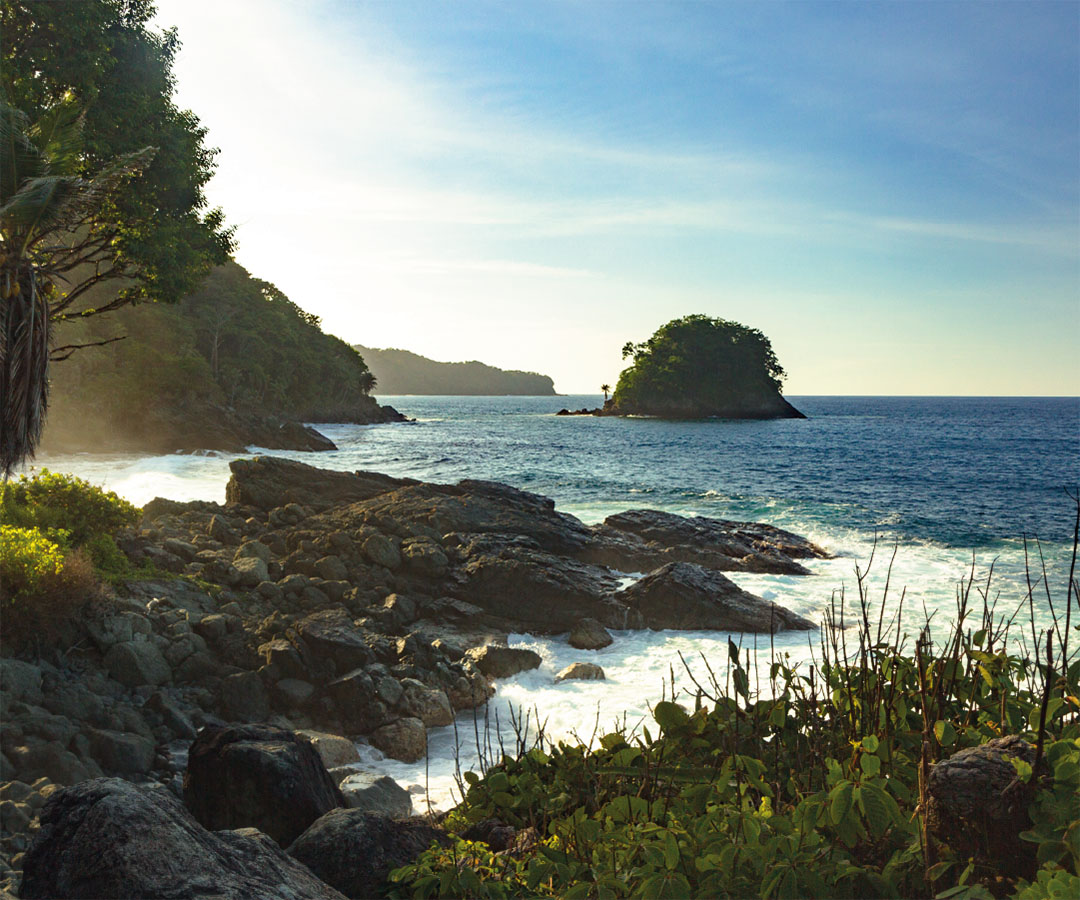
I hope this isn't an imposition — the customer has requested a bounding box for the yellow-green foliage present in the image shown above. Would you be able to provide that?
[0,525,66,601]
[0,469,138,546]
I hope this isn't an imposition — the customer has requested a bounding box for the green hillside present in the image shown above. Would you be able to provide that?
[354,346,556,395]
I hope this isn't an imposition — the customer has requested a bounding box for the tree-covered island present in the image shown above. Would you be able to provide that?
[611,315,805,419]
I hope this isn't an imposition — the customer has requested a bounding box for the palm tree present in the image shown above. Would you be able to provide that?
[601,383,611,401]
[0,96,153,477]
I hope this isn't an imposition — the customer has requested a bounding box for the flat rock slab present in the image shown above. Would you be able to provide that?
[226,456,417,511]
[616,562,815,632]
[555,662,605,682]
[20,777,345,900]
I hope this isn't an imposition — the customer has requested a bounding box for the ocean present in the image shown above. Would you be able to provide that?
[34,395,1080,808]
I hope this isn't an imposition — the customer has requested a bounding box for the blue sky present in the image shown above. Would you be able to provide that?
[155,0,1078,394]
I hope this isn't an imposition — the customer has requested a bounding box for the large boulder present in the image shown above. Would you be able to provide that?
[104,640,172,687]
[86,728,155,775]
[337,771,413,818]
[370,718,426,763]
[465,645,542,679]
[297,609,374,672]
[20,778,346,900]
[615,562,816,632]
[324,668,387,735]
[184,724,344,847]
[457,542,625,632]
[226,456,416,511]
[397,679,454,727]
[287,809,448,899]
[927,735,1039,878]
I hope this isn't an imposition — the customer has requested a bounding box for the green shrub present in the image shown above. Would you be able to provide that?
[390,581,1080,900]
[1,524,98,649]
[0,469,139,547]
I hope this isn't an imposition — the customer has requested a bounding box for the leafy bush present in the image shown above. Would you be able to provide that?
[391,572,1080,899]
[1,524,97,649]
[0,469,138,546]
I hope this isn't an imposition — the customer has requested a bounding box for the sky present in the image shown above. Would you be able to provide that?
[153,0,1079,395]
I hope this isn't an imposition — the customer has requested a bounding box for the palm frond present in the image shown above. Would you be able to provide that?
[28,94,85,177]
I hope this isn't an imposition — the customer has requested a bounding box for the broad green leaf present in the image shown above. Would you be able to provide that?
[829,780,854,825]
[653,701,690,733]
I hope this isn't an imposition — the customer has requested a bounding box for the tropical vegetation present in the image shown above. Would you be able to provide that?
[0,0,232,475]
[42,261,381,451]
[390,562,1080,899]
[613,315,798,418]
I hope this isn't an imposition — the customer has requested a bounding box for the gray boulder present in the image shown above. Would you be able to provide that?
[87,728,155,775]
[226,456,415,511]
[184,724,345,847]
[220,671,271,723]
[362,533,401,570]
[103,640,172,687]
[287,809,448,899]
[298,731,362,769]
[616,562,816,632]
[233,555,269,587]
[20,777,345,899]
[397,679,454,727]
[337,772,413,818]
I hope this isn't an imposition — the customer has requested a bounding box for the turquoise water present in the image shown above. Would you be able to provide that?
[37,395,1079,807]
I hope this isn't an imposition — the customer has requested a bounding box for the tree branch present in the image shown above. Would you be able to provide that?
[49,334,127,361]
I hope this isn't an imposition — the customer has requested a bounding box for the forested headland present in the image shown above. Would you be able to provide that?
[43,263,399,454]
[353,346,556,396]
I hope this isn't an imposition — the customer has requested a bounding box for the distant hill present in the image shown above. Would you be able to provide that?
[354,346,556,395]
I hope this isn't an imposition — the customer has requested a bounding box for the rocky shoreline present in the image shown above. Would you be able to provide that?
[0,457,828,897]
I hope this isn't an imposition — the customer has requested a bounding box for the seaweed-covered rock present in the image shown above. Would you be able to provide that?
[287,809,448,899]
[20,777,345,899]
[183,724,344,846]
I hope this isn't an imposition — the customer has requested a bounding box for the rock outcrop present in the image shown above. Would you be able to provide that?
[616,563,816,632]
[20,778,346,900]
[183,724,344,846]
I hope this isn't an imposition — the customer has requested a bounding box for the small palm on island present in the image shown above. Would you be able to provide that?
[601,383,611,401]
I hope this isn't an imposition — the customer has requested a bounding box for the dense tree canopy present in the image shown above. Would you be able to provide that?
[1,0,232,316]
[613,315,801,418]
[45,262,379,449]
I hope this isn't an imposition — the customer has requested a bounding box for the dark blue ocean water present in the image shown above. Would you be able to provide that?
[345,395,1079,549]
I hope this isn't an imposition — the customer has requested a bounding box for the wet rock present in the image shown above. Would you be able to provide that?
[568,618,613,650]
[103,640,172,687]
[0,660,42,714]
[337,772,413,818]
[184,723,345,847]
[146,691,197,740]
[465,645,542,679]
[287,808,448,899]
[259,638,308,679]
[555,662,605,683]
[20,777,345,899]
[370,718,426,763]
[616,562,816,632]
[208,514,241,545]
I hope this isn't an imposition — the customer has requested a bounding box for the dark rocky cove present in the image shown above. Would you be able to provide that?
[0,456,825,895]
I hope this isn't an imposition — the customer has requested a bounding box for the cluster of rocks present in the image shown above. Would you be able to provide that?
[0,455,829,894]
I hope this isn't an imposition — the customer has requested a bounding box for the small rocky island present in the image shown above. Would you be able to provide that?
[560,314,804,419]
[0,456,824,896]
